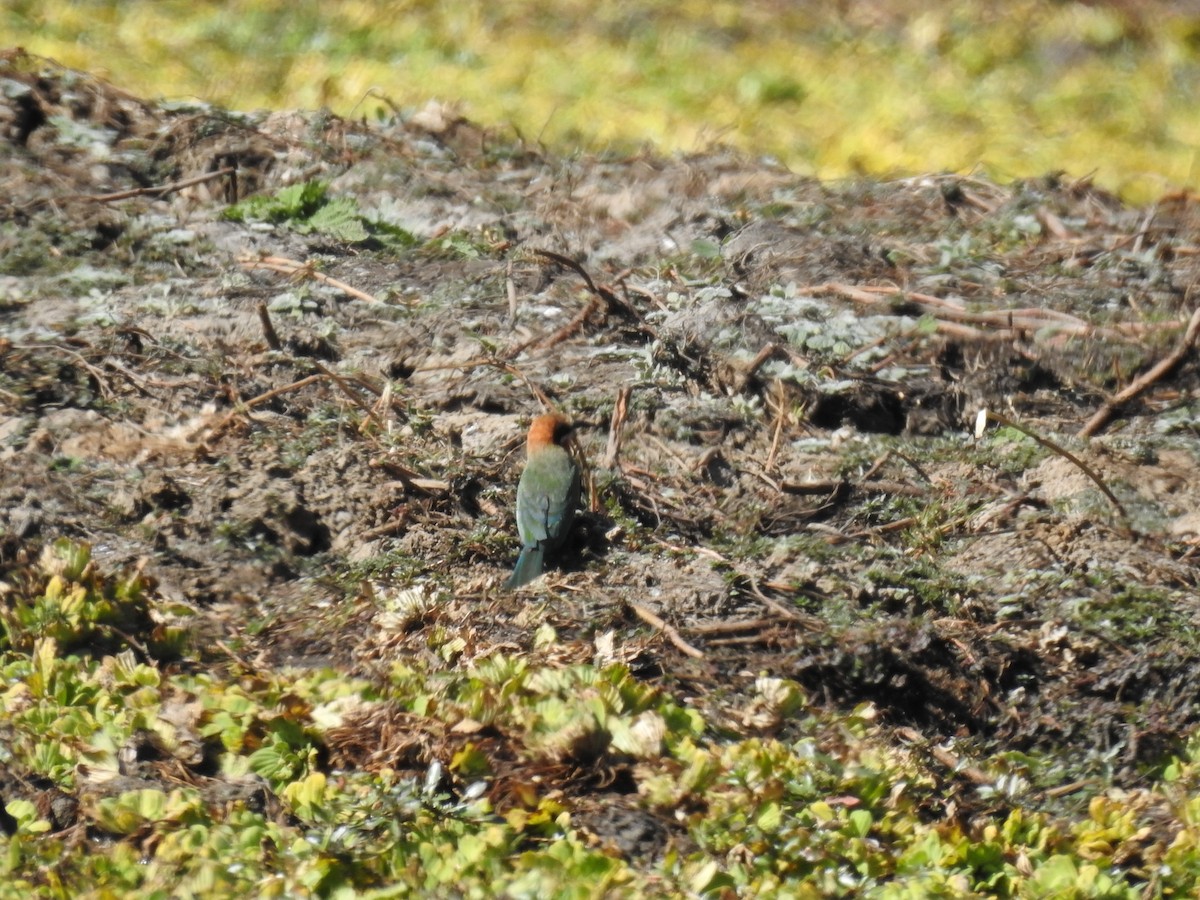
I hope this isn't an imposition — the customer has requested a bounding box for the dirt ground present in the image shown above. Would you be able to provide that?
[2,51,1199,848]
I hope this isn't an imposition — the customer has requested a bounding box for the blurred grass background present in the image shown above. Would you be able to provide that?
[5,0,1200,202]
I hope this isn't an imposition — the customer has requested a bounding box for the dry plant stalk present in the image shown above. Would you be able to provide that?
[256,302,282,351]
[765,378,789,472]
[603,385,632,469]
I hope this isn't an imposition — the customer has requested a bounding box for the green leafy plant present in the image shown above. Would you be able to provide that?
[224,180,416,248]
[0,539,182,657]
[231,181,364,240]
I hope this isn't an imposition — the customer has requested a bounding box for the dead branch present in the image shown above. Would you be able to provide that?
[1035,207,1072,240]
[238,254,380,303]
[103,359,204,394]
[359,518,410,540]
[369,458,450,494]
[744,342,783,380]
[1078,306,1200,438]
[851,516,918,537]
[978,409,1129,527]
[14,342,115,400]
[530,248,652,330]
[1130,202,1158,256]
[929,744,993,786]
[736,577,827,632]
[205,373,326,441]
[860,451,892,482]
[893,450,934,484]
[779,478,927,497]
[311,361,387,432]
[802,282,1164,343]
[84,167,236,202]
[627,601,705,659]
[648,536,728,563]
[528,297,603,353]
[686,616,782,636]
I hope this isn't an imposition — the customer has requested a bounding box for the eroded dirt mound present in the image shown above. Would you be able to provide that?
[2,50,1199,818]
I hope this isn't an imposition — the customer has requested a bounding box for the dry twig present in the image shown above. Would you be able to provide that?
[978,409,1129,527]
[764,378,789,472]
[627,601,705,659]
[370,458,450,494]
[84,167,237,203]
[205,373,325,441]
[523,298,603,355]
[529,248,654,335]
[1078,306,1200,438]
[802,282,1165,343]
[239,254,380,303]
[603,385,632,469]
[505,258,518,321]
[780,478,927,498]
[744,342,783,380]
[256,302,282,351]
[311,362,387,432]
[15,342,115,400]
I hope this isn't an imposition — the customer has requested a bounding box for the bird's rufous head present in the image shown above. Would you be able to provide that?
[527,413,573,451]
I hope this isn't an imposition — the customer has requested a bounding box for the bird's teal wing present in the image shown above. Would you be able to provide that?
[510,447,580,588]
[515,448,579,549]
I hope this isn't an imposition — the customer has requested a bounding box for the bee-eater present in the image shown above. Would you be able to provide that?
[506,414,580,588]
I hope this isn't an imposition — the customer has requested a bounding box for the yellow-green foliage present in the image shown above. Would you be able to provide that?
[7,543,1200,896]
[5,1,1200,201]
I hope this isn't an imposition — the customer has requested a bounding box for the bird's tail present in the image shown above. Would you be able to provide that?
[505,545,545,589]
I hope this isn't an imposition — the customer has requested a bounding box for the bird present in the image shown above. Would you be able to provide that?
[506,413,581,589]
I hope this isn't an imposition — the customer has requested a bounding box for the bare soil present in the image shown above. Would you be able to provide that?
[2,51,1199,850]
